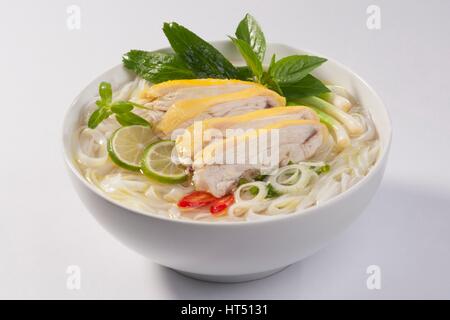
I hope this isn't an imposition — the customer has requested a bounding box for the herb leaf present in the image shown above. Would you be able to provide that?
[110,101,134,114]
[236,66,253,80]
[88,108,112,129]
[268,54,276,74]
[229,37,263,80]
[235,14,266,62]
[115,112,150,127]
[238,178,249,186]
[122,50,195,83]
[270,55,327,84]
[88,82,152,129]
[261,72,283,95]
[266,183,281,199]
[254,174,268,181]
[99,82,112,104]
[314,164,330,175]
[281,74,330,99]
[163,22,239,79]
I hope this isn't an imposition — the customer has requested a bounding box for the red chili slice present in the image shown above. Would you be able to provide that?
[210,194,235,215]
[177,191,218,208]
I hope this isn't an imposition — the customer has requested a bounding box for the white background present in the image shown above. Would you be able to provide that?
[1,0,449,299]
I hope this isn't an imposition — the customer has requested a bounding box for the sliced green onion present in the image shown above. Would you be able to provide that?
[269,164,314,194]
[319,91,352,112]
[310,106,350,150]
[235,181,268,202]
[294,96,363,135]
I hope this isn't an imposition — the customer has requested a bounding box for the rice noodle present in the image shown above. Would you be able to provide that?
[73,77,381,222]
[75,127,108,167]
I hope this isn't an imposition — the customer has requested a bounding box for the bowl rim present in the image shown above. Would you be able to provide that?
[62,41,392,227]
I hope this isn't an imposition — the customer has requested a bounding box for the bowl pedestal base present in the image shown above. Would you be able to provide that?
[172,265,290,283]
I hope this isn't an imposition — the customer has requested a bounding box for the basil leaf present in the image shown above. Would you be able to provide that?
[115,112,150,127]
[281,74,330,99]
[110,101,134,114]
[270,55,327,84]
[163,22,239,79]
[122,50,195,83]
[236,66,253,80]
[99,82,112,104]
[235,14,266,61]
[229,37,263,79]
[268,54,276,74]
[261,72,283,95]
[88,107,112,129]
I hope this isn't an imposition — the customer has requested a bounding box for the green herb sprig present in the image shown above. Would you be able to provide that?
[163,22,240,79]
[122,51,195,84]
[122,13,330,99]
[87,82,150,129]
[230,14,329,99]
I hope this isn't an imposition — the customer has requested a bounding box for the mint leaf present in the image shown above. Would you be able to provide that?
[99,82,112,104]
[115,112,150,127]
[163,22,239,79]
[235,14,266,61]
[229,37,263,80]
[281,74,330,99]
[88,107,112,129]
[122,50,195,83]
[270,55,327,84]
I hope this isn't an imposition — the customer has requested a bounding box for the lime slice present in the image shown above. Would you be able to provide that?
[141,140,188,184]
[108,125,157,171]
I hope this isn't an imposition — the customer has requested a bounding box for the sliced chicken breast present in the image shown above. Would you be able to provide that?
[175,106,319,164]
[139,79,259,111]
[192,120,328,197]
[155,86,286,136]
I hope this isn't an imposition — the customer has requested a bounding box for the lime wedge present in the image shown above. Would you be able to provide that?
[108,125,158,171]
[141,140,188,184]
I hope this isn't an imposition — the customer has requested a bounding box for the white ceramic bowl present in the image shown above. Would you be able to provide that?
[63,42,391,282]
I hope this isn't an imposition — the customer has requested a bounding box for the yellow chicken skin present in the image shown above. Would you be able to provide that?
[175,106,319,164]
[155,85,286,136]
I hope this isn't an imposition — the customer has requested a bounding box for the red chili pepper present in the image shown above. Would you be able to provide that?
[177,191,218,208]
[210,194,235,215]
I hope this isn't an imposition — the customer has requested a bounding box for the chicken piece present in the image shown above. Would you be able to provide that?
[192,120,328,197]
[175,106,319,164]
[139,79,259,111]
[155,86,286,137]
